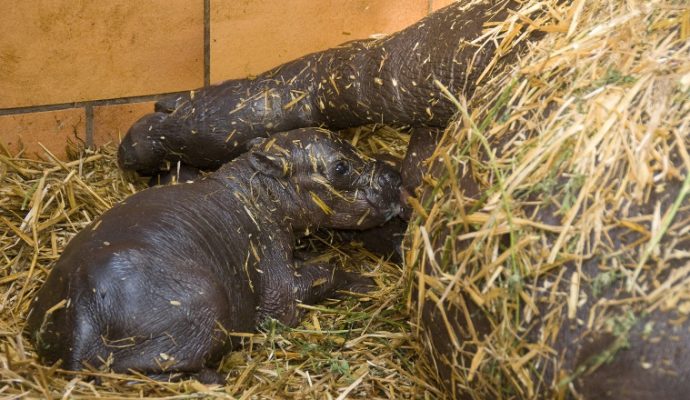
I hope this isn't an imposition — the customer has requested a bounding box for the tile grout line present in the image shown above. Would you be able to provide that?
[84,103,94,148]
[3,3,209,133]
[204,0,211,86]
[3,2,208,150]
[0,91,191,117]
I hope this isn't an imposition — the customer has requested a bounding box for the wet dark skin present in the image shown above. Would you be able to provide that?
[148,127,443,262]
[116,0,519,265]
[109,0,690,397]
[26,128,401,382]
[326,127,443,261]
[411,101,690,400]
[118,0,518,175]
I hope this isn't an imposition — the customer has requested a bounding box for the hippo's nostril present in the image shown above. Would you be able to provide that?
[378,171,402,190]
[377,174,388,188]
[392,173,402,189]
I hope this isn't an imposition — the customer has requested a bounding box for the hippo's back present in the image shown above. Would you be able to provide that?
[26,180,260,372]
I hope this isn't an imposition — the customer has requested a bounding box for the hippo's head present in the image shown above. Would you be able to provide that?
[247,128,402,230]
[118,112,169,175]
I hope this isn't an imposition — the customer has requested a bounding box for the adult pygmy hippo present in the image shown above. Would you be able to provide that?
[26,128,402,381]
[118,0,523,176]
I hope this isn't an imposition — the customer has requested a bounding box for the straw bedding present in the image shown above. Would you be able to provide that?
[2,0,689,398]
[405,0,690,398]
[0,127,442,399]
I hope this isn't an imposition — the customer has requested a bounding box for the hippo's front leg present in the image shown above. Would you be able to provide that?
[259,260,374,327]
[296,260,374,302]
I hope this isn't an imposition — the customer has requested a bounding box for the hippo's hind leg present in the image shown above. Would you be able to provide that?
[91,260,239,382]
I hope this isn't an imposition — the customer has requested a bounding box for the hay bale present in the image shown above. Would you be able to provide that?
[407,0,690,398]
[0,130,437,398]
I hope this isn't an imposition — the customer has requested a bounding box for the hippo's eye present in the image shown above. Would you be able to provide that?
[334,160,350,176]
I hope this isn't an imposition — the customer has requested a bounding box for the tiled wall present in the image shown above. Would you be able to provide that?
[0,0,456,160]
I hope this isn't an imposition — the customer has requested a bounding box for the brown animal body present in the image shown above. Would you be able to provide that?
[117,0,521,176]
[413,110,690,399]
[26,128,401,381]
[112,1,690,398]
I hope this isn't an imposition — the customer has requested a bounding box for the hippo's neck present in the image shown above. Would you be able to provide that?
[210,158,316,231]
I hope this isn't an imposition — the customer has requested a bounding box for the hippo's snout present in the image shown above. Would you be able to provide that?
[369,161,402,191]
[376,166,402,191]
[366,162,403,221]
[117,112,169,174]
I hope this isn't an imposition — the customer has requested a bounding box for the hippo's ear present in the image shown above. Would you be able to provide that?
[249,152,288,178]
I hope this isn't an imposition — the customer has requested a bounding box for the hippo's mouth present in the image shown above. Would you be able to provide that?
[384,202,403,222]
[362,195,402,224]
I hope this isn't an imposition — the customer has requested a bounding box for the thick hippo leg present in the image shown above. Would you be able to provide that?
[259,260,374,327]
[119,0,522,174]
[295,262,374,302]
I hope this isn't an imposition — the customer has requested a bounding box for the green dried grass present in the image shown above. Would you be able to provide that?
[0,129,437,398]
[407,0,690,398]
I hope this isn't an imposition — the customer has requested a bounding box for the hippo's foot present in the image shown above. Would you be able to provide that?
[154,92,191,114]
[329,216,408,263]
[117,112,171,174]
[331,270,376,297]
[295,261,375,303]
[192,368,227,385]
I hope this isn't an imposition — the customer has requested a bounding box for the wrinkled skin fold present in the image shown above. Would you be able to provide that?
[26,128,401,381]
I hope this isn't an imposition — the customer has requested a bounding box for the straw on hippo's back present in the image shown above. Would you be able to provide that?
[26,128,402,382]
[117,0,524,176]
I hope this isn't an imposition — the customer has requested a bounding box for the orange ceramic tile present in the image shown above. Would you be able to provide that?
[210,0,428,82]
[92,102,155,148]
[0,108,86,160]
[0,1,203,108]
[431,0,458,12]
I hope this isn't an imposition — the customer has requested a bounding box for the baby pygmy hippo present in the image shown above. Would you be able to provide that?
[25,127,402,382]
